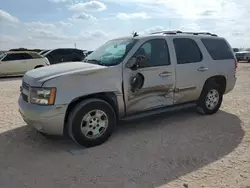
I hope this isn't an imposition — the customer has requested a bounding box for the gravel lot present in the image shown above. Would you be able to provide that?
[0,64,249,188]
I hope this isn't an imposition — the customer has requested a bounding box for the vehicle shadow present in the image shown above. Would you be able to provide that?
[0,76,22,81]
[0,109,244,188]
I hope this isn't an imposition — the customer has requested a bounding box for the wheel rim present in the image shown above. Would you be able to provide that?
[80,110,109,139]
[205,89,220,110]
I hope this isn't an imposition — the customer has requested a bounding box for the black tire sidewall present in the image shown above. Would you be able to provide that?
[69,100,116,147]
[198,83,223,115]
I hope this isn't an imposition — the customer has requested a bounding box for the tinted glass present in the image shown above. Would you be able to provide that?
[21,53,33,59]
[201,38,234,60]
[53,49,70,55]
[2,53,23,61]
[173,38,203,64]
[133,39,171,67]
[29,52,43,59]
[40,50,49,55]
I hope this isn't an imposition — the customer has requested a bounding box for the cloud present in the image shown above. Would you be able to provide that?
[85,30,108,38]
[70,12,97,21]
[143,26,165,34]
[69,1,106,12]
[0,9,19,23]
[24,22,57,30]
[28,28,67,41]
[179,23,201,32]
[116,12,150,20]
[49,0,68,3]
[58,21,72,27]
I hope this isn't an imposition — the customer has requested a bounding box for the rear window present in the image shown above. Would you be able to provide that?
[29,52,43,59]
[201,38,234,60]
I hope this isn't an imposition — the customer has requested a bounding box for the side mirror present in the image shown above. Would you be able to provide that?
[126,55,149,70]
[126,57,137,70]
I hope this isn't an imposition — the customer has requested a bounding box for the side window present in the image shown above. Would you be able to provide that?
[173,38,203,64]
[2,54,22,61]
[51,49,68,55]
[201,38,234,60]
[20,53,33,60]
[133,39,171,67]
[2,54,13,61]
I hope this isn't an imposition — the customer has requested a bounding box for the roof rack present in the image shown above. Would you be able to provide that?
[150,30,218,37]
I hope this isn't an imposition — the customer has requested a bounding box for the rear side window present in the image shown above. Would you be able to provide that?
[2,53,33,61]
[29,52,43,59]
[2,53,23,61]
[21,53,33,60]
[201,38,234,60]
[173,38,203,64]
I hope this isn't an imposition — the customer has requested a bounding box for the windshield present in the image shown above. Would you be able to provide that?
[84,38,137,66]
[0,53,6,61]
[40,50,49,55]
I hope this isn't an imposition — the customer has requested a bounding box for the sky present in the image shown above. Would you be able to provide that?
[0,0,250,50]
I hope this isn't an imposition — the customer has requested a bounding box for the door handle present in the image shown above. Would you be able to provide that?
[198,67,208,72]
[159,72,171,77]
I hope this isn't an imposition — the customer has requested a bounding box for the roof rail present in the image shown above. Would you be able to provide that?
[150,30,218,37]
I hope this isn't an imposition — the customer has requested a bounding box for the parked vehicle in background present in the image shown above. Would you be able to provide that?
[233,48,239,53]
[235,51,250,62]
[39,49,50,55]
[42,48,86,65]
[84,50,93,57]
[19,31,237,147]
[0,51,50,77]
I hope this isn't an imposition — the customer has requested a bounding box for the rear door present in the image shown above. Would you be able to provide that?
[45,50,62,64]
[20,53,35,72]
[172,37,208,103]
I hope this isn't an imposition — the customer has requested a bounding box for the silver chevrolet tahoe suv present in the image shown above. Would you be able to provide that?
[18,31,237,147]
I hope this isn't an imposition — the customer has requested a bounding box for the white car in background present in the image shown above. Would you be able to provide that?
[0,51,50,77]
[235,51,250,62]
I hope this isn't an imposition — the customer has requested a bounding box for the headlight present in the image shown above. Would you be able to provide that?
[30,87,56,105]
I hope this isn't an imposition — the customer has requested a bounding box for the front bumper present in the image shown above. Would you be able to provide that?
[18,95,67,135]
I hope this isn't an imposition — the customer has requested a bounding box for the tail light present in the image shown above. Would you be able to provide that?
[234,59,238,69]
[44,57,50,65]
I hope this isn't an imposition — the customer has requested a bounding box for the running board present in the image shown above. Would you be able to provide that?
[121,102,197,121]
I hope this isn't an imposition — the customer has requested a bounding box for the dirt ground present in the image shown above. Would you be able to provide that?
[0,64,249,188]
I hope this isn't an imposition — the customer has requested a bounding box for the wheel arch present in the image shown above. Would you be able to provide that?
[202,75,227,94]
[63,92,119,136]
[34,65,44,69]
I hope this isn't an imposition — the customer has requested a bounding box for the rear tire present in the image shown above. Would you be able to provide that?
[196,82,223,115]
[68,99,116,147]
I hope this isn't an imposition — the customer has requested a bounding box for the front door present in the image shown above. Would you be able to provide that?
[123,38,175,115]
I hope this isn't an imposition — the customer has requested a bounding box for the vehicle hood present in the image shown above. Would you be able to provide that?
[23,62,106,87]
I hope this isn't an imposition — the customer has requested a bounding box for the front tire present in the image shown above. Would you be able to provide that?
[68,99,116,147]
[197,82,223,115]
